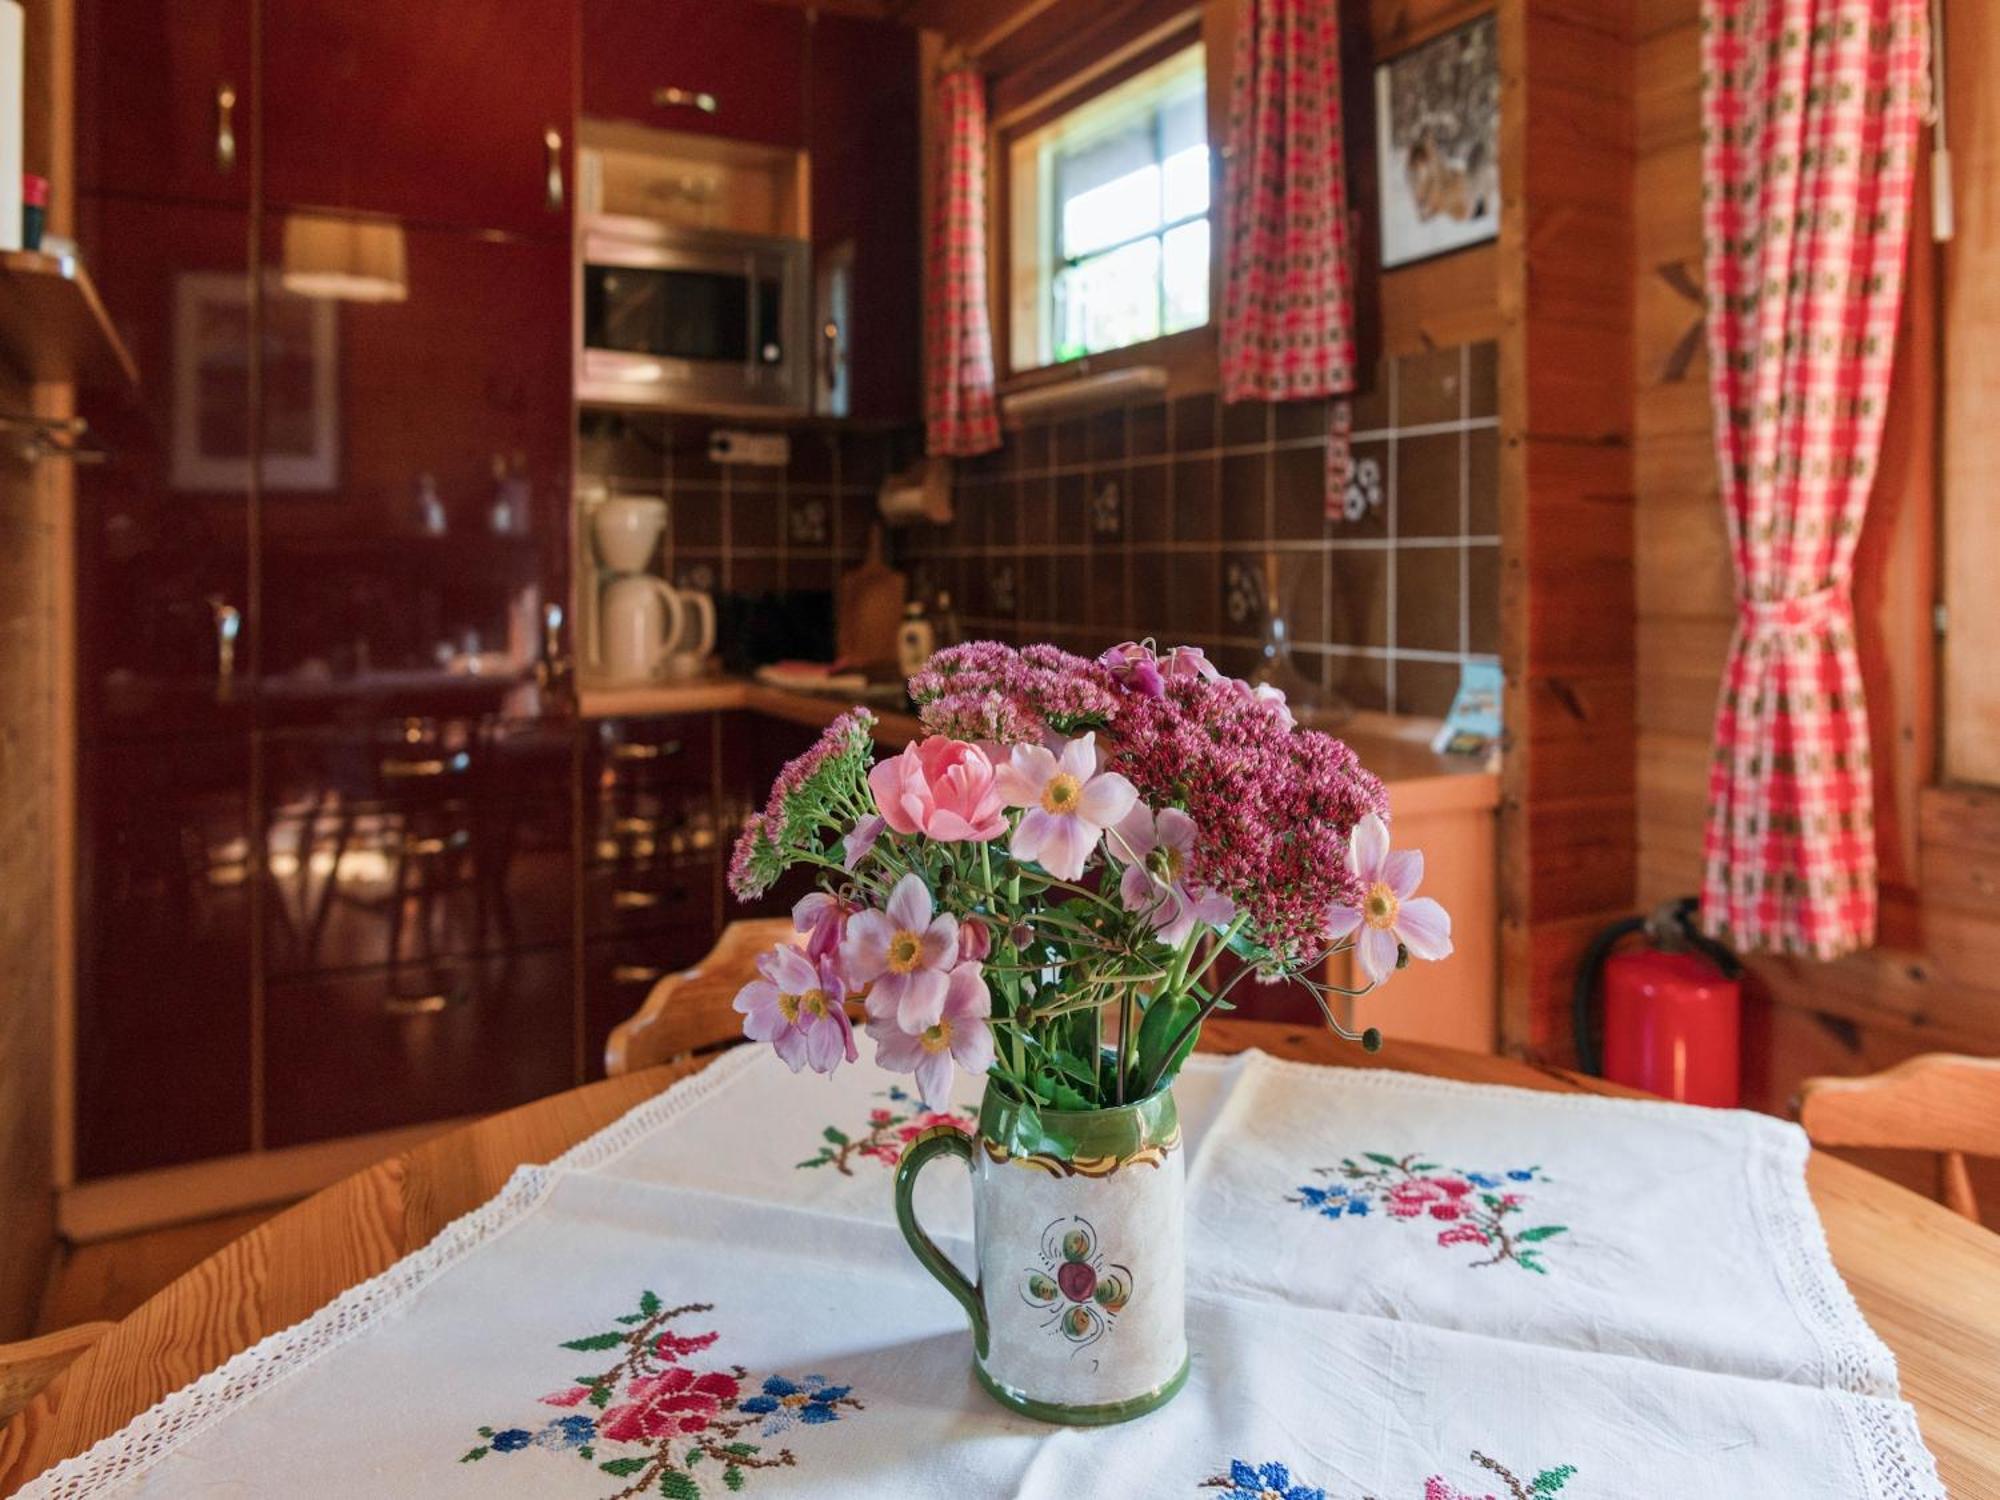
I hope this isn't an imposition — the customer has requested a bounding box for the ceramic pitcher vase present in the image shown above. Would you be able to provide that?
[893,1083,1188,1424]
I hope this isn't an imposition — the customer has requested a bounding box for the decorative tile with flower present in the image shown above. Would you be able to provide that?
[1289,1154,1567,1274]
[460,1293,860,1499]
[725,638,1453,1115]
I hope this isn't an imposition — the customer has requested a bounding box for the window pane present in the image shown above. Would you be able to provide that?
[1053,238,1162,361]
[1162,219,1209,334]
[1062,162,1162,261]
[1162,143,1210,222]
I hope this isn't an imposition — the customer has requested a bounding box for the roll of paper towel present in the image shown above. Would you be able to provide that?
[0,0,22,254]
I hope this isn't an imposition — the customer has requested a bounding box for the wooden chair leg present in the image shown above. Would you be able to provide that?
[1940,1151,1979,1222]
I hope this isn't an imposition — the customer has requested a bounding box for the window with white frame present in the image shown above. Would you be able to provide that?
[1008,42,1209,371]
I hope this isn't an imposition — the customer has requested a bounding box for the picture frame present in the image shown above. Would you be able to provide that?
[1374,15,1500,270]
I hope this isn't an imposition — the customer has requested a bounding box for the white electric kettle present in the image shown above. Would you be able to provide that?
[599,577,715,682]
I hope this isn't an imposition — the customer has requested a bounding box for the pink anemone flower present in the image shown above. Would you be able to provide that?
[1107,803,1234,946]
[1323,813,1452,984]
[842,813,886,870]
[793,890,855,962]
[867,736,1008,843]
[866,960,994,1104]
[993,731,1138,882]
[731,943,856,1075]
[841,873,960,1030]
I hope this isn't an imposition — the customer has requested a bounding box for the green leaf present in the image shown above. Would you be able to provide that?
[724,1465,746,1491]
[561,1331,627,1351]
[579,1447,595,1460]
[660,1469,701,1499]
[1412,1161,1441,1172]
[460,1447,488,1463]
[1133,991,1198,1090]
[1364,1152,1401,1168]
[617,1313,646,1324]
[1518,1250,1548,1274]
[795,1155,829,1169]
[724,1442,757,1457]
[1530,1464,1578,1493]
[822,1126,850,1145]
[478,1427,494,1438]
[601,1457,650,1477]
[589,1386,612,1408]
[1518,1225,1568,1242]
[640,1290,662,1316]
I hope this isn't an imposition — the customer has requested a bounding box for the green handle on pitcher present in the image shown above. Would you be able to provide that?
[894,1125,988,1358]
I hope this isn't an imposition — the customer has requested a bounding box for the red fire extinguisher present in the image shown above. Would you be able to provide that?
[1574,898,1743,1107]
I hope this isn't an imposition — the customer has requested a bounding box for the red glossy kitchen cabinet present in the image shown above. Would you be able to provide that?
[582,0,805,148]
[75,194,255,745]
[807,11,920,422]
[75,740,255,1177]
[261,0,578,237]
[255,215,573,720]
[75,0,253,206]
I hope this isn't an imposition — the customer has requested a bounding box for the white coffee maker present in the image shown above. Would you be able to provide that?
[591,495,715,683]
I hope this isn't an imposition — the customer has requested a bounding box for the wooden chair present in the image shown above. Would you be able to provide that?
[0,1322,115,1423]
[606,918,796,1076]
[1799,1054,2000,1221]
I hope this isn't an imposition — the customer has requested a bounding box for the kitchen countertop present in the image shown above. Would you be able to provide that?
[579,677,1499,815]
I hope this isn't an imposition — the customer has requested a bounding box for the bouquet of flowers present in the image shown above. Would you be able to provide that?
[727,640,1451,1112]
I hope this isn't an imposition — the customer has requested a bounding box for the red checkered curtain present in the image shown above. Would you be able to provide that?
[925,65,1000,458]
[1698,0,1927,957]
[1220,0,1356,515]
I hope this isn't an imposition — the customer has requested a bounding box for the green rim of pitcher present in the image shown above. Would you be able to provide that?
[976,1080,1181,1166]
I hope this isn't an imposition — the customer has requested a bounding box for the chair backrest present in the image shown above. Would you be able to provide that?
[605,918,798,1076]
[1798,1053,2000,1221]
[0,1321,115,1422]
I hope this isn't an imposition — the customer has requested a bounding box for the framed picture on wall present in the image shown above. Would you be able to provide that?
[1374,15,1500,269]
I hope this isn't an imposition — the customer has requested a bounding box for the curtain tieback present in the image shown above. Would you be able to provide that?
[1737,586,1846,634]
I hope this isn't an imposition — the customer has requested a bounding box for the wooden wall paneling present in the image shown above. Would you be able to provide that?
[1496,0,1636,1058]
[1378,245,1502,357]
[1941,0,2000,785]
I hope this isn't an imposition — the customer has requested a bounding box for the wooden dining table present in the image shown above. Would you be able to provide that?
[5,1017,1999,1498]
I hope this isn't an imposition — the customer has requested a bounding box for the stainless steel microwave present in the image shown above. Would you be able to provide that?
[577,216,811,415]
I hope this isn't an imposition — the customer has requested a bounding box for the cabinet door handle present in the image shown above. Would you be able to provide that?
[380,751,470,779]
[544,127,565,212]
[611,739,681,762]
[215,82,238,175]
[382,985,468,1017]
[651,86,718,115]
[613,964,664,985]
[207,595,240,702]
[613,889,664,910]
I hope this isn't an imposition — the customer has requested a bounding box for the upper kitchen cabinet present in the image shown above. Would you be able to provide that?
[807,10,920,421]
[261,0,579,238]
[582,0,805,149]
[256,213,574,725]
[75,0,253,206]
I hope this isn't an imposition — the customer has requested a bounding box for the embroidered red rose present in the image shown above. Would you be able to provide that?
[652,1328,720,1363]
[599,1367,741,1442]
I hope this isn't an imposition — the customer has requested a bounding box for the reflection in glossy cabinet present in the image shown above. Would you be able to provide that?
[262,0,577,237]
[582,0,805,148]
[76,741,254,1177]
[256,218,573,724]
[76,195,254,744]
[75,0,252,206]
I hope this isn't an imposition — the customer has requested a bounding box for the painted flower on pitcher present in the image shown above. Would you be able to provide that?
[732,944,855,1075]
[1201,1459,1326,1500]
[843,873,960,1031]
[1290,1154,1567,1274]
[1323,813,1453,984]
[994,731,1138,881]
[866,961,993,1104]
[1022,1216,1133,1352]
[868,736,1009,843]
[1109,803,1236,945]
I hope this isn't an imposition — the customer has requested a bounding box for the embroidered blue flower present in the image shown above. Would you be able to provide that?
[488,1428,534,1453]
[739,1374,853,1435]
[1507,1169,1536,1182]
[532,1414,595,1450]
[1209,1458,1326,1500]
[1466,1171,1502,1189]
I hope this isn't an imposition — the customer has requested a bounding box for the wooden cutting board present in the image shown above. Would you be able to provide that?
[837,525,907,670]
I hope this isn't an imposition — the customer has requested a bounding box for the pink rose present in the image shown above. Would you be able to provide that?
[867,737,1008,843]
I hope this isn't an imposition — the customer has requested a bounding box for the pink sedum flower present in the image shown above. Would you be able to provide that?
[842,873,960,1030]
[732,943,856,1075]
[793,890,855,962]
[868,737,1008,843]
[867,961,994,1103]
[1323,813,1453,984]
[1108,803,1235,946]
[993,732,1138,881]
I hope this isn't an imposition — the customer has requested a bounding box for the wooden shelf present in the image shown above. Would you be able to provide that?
[0,250,139,389]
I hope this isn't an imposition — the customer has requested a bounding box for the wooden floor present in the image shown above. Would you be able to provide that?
[35,1209,279,1334]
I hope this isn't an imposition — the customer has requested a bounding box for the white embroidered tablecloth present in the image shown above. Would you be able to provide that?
[19,1048,1946,1500]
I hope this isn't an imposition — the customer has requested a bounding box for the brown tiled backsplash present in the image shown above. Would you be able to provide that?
[577,410,912,595]
[900,338,1500,718]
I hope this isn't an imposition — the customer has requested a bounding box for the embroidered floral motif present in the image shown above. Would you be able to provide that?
[1022,1215,1132,1352]
[461,1292,860,1497]
[1289,1154,1568,1273]
[1203,1457,1327,1500]
[1426,1450,1577,1499]
[795,1086,973,1175]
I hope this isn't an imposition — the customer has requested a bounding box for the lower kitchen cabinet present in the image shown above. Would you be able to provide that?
[264,945,576,1147]
[583,932,714,1079]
